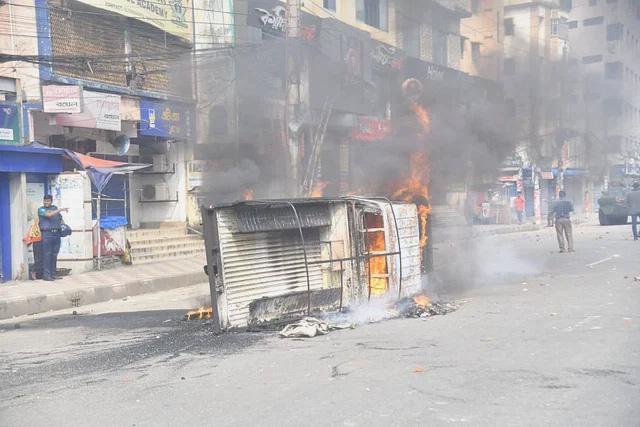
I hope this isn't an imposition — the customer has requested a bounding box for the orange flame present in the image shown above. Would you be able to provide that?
[185,307,213,320]
[413,294,431,306]
[392,152,431,249]
[311,181,329,198]
[411,103,430,136]
[365,225,388,296]
[244,189,254,200]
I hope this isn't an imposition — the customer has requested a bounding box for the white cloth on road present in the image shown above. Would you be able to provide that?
[279,317,349,338]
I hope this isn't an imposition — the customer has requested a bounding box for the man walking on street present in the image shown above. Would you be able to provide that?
[38,195,68,281]
[553,190,574,253]
[626,182,640,241]
[515,191,525,225]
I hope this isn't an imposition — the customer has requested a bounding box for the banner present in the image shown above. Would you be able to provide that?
[140,100,193,139]
[0,102,21,145]
[73,0,192,40]
[50,91,121,131]
[42,85,82,113]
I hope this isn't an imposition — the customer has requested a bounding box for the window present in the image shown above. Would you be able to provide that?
[504,57,515,75]
[323,0,336,10]
[551,18,568,38]
[472,42,480,64]
[433,30,448,66]
[607,23,623,41]
[605,61,623,79]
[568,21,578,29]
[471,0,479,13]
[582,54,603,63]
[404,26,420,58]
[589,0,597,5]
[560,0,572,11]
[583,16,604,26]
[504,18,515,35]
[356,0,388,30]
[460,36,467,59]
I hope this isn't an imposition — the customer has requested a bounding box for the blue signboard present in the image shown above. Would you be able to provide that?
[0,102,21,145]
[139,100,193,140]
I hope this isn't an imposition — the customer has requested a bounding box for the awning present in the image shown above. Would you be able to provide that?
[0,144,65,173]
[64,150,150,192]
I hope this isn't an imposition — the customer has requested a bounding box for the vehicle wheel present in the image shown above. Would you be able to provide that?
[599,209,609,226]
[616,216,628,225]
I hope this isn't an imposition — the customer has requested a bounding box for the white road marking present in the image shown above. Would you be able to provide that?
[587,257,612,267]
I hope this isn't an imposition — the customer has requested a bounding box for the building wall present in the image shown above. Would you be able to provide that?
[568,0,640,163]
[303,0,401,46]
[0,0,42,102]
[461,0,505,81]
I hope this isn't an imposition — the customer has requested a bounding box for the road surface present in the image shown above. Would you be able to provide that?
[1,221,639,426]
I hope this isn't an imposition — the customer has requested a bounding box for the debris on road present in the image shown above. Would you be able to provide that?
[279,317,350,338]
[396,296,458,318]
[634,276,640,282]
[414,367,425,373]
[183,307,213,321]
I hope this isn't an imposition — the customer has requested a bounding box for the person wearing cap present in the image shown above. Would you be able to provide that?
[38,195,68,281]
[626,182,640,241]
[552,190,575,253]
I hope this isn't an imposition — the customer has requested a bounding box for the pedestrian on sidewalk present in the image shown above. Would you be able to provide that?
[514,191,525,225]
[38,195,68,281]
[626,182,640,241]
[553,190,574,253]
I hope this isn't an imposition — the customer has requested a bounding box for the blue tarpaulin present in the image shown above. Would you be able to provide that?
[100,216,128,229]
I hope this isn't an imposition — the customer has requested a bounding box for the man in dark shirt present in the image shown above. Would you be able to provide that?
[626,182,640,241]
[552,191,574,253]
[38,195,68,281]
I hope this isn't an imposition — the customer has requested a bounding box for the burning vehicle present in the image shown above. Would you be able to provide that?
[200,197,433,332]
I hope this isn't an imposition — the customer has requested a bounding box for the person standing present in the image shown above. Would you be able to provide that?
[626,182,640,241]
[38,195,67,281]
[514,191,525,225]
[553,190,574,253]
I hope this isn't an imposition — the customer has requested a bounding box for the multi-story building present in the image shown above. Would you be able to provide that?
[567,0,640,184]
[461,0,505,81]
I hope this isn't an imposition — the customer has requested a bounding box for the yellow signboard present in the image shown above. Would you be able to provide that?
[74,0,192,40]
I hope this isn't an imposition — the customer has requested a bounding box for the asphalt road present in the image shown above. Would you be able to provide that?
[1,221,639,426]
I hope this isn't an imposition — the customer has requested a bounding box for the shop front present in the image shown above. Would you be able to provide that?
[0,145,64,281]
[129,99,194,228]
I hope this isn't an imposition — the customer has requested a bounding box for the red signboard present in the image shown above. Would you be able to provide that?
[350,118,391,141]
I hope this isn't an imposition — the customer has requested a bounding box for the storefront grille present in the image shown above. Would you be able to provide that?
[50,8,127,87]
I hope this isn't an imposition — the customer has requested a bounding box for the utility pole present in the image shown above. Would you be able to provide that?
[285,0,302,197]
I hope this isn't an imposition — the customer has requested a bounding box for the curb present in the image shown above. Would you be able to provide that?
[0,270,207,320]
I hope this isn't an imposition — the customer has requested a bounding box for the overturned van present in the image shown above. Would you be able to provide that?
[201,197,432,331]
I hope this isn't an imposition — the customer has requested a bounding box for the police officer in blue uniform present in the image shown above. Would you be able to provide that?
[38,195,68,281]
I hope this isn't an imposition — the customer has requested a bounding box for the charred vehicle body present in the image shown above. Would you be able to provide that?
[201,197,432,331]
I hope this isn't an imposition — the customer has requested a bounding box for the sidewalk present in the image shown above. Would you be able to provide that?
[0,256,206,320]
[433,216,592,244]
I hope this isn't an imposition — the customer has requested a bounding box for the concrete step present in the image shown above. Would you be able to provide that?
[131,240,204,255]
[128,234,202,247]
[131,248,206,264]
[126,227,187,241]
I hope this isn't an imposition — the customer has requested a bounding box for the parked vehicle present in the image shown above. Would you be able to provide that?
[598,179,632,225]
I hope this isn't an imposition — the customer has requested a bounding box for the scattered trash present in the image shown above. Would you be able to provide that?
[634,276,640,282]
[122,297,128,301]
[414,367,425,373]
[163,319,172,323]
[523,288,528,292]
[72,310,78,315]
[550,313,558,317]
[396,298,458,318]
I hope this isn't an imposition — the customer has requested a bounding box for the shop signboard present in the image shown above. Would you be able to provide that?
[350,117,391,141]
[248,0,321,41]
[0,102,21,145]
[371,42,404,71]
[42,85,82,113]
[139,100,193,139]
[187,160,210,190]
[50,91,121,131]
[73,0,192,40]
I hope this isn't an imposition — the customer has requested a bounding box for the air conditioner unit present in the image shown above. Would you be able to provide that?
[141,183,171,201]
